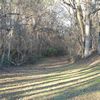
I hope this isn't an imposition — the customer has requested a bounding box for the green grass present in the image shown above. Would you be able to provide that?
[0,59,100,100]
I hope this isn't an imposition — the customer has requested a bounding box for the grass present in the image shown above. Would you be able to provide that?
[0,56,100,100]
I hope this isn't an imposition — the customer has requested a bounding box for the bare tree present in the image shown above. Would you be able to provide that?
[62,0,100,57]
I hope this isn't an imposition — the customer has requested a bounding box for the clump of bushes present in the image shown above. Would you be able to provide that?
[42,47,66,57]
[43,47,57,56]
[0,55,11,66]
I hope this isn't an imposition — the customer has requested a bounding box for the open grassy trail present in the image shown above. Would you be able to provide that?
[0,56,100,100]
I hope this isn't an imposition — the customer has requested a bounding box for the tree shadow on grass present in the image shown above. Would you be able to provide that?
[0,74,99,100]
[0,60,99,100]
[53,82,100,100]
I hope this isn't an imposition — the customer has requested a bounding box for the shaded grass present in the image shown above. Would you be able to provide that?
[0,60,100,100]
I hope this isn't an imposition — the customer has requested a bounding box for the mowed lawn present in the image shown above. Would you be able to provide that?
[0,56,100,100]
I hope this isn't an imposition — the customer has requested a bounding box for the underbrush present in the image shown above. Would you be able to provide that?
[42,47,67,57]
[0,48,68,66]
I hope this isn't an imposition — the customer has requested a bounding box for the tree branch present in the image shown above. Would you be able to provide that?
[62,0,76,9]
[90,8,100,15]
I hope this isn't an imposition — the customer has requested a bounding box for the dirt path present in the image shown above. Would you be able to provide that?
[0,56,100,100]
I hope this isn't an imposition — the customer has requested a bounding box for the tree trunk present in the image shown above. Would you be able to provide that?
[83,0,94,58]
[84,14,91,57]
[76,0,85,57]
[84,1,90,57]
[97,32,100,54]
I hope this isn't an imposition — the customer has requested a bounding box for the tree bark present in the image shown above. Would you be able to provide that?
[84,2,91,57]
[97,32,100,54]
[84,16,91,57]
[76,0,85,57]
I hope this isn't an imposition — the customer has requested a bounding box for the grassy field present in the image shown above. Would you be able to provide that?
[0,56,100,100]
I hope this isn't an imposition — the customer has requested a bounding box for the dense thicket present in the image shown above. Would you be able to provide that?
[0,0,99,65]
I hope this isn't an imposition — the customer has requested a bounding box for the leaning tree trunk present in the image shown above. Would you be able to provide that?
[76,0,85,57]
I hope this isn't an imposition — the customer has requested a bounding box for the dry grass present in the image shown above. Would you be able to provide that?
[0,56,100,100]
[73,92,100,100]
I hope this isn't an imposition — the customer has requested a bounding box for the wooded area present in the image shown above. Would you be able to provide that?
[0,0,100,100]
[0,0,99,66]
[0,0,100,65]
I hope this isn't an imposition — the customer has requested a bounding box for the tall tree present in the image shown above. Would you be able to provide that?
[63,0,100,57]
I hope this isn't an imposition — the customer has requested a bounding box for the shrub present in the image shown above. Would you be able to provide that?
[43,47,57,57]
[42,47,66,57]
